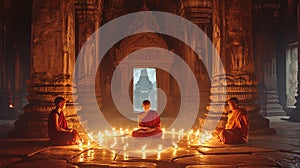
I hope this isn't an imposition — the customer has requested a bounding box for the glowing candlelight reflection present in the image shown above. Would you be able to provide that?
[124,152,128,160]
[79,153,84,162]
[172,149,177,157]
[157,152,161,160]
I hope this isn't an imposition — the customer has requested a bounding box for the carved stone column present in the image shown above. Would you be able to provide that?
[0,20,10,119]
[75,0,104,129]
[180,0,213,129]
[9,0,79,138]
[208,0,274,134]
[253,0,284,117]
[289,1,300,121]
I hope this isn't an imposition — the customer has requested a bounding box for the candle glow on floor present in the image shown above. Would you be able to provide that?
[78,128,213,159]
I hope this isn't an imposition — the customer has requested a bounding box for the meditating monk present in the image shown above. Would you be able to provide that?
[132,100,162,138]
[48,97,81,145]
[219,97,249,144]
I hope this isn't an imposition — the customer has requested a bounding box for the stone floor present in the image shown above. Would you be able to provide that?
[1,116,300,168]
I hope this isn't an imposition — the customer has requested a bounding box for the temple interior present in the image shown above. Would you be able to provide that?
[1,0,300,167]
[1,0,299,138]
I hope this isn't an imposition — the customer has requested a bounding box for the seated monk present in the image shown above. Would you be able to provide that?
[48,97,81,145]
[218,97,249,144]
[132,100,162,138]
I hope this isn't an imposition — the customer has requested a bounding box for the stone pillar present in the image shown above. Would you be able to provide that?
[9,0,79,138]
[253,0,284,117]
[75,0,104,127]
[208,0,274,134]
[0,19,9,119]
[289,1,300,121]
[180,0,212,129]
[263,57,285,116]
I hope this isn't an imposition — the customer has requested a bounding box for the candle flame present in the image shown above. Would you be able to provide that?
[158,144,162,151]
[142,145,147,151]
[173,142,178,149]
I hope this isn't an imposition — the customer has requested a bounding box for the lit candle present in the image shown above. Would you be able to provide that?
[105,129,109,136]
[87,149,91,157]
[158,144,162,151]
[124,152,128,160]
[78,141,83,151]
[142,152,146,159]
[172,128,175,134]
[110,141,117,149]
[91,149,95,160]
[172,149,177,157]
[142,145,147,152]
[125,129,129,134]
[112,150,116,160]
[87,140,91,147]
[173,142,178,149]
[197,137,202,145]
[172,128,175,139]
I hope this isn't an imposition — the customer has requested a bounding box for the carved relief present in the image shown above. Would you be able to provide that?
[212,0,221,75]
[226,0,251,72]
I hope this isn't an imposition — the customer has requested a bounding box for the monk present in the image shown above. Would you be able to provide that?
[219,97,249,144]
[132,100,162,138]
[48,97,81,145]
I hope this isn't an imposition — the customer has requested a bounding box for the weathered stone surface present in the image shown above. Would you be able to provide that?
[10,159,78,168]
[186,165,234,168]
[174,154,277,167]
[1,117,300,168]
[0,138,50,156]
[197,146,275,155]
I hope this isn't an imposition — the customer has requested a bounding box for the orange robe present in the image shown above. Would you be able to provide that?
[48,110,80,145]
[132,110,162,138]
[219,108,249,144]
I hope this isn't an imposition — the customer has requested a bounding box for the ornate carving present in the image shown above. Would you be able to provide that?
[27,73,72,86]
[9,0,81,138]
[212,0,221,75]
[182,0,212,24]
[226,0,252,72]
[115,5,169,65]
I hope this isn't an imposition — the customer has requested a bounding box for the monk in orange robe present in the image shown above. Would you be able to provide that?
[48,97,81,145]
[132,100,162,138]
[219,97,249,144]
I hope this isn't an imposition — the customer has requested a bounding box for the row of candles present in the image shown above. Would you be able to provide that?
[77,128,212,161]
[79,128,212,151]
